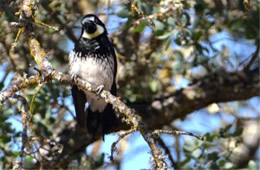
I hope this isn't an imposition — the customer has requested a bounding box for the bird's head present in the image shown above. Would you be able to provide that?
[81,14,108,39]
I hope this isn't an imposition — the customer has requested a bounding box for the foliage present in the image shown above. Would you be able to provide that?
[0,0,259,169]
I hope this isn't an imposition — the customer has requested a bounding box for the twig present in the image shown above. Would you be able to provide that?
[1,3,170,168]
[0,69,168,169]
[8,95,29,169]
[110,128,136,162]
[29,82,46,132]
[1,1,198,169]
[26,16,169,170]
[21,6,169,167]
[243,39,259,72]
[40,2,77,42]
[153,129,204,140]
[0,75,40,105]
[8,27,23,71]
[156,137,177,168]
[32,16,59,31]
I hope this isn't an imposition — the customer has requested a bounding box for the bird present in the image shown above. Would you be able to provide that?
[69,14,118,138]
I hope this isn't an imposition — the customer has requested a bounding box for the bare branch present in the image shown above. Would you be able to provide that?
[110,129,136,162]
[131,68,260,129]
[243,39,259,72]
[156,137,177,169]
[2,1,170,168]
[0,0,258,169]
[0,75,40,105]
[153,129,203,140]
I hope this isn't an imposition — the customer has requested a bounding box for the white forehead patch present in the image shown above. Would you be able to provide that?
[81,16,95,25]
[82,25,105,39]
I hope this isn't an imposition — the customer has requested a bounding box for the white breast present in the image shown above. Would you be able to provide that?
[69,50,114,112]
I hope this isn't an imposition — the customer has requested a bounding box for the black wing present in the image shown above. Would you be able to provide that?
[71,85,87,128]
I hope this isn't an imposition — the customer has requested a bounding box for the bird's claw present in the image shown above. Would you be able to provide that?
[96,85,104,94]
[71,74,79,82]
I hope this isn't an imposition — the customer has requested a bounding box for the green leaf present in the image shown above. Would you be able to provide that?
[0,136,11,143]
[172,29,180,39]
[191,148,201,158]
[164,38,171,50]
[207,152,219,161]
[172,60,184,73]
[218,159,225,167]
[183,137,196,152]
[220,124,232,137]
[137,1,142,10]
[197,54,209,64]
[204,133,217,142]
[115,8,130,18]
[149,80,157,92]
[174,51,184,62]
[183,28,192,37]
[180,12,190,26]
[224,162,234,169]
[232,127,243,137]
[248,160,257,170]
[193,31,203,41]
[143,3,153,14]
[4,10,17,22]
[167,17,176,26]
[0,82,4,91]
[134,21,148,32]
[156,31,172,40]
[153,20,165,31]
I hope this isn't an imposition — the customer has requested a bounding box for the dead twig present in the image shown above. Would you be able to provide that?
[110,128,136,162]
[156,137,177,168]
[243,39,259,72]
[153,129,204,140]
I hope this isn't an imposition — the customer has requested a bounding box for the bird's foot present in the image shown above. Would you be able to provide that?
[71,74,80,82]
[96,85,105,94]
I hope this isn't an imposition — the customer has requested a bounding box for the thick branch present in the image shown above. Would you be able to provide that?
[0,75,40,104]
[130,68,260,129]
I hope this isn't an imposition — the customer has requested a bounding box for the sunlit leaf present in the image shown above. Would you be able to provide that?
[156,31,172,39]
[248,160,257,170]
[224,162,234,169]
[192,148,201,158]
[149,80,158,92]
[153,19,165,31]
[167,17,176,26]
[183,137,196,152]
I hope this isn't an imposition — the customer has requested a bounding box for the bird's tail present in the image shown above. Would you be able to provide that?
[87,103,118,139]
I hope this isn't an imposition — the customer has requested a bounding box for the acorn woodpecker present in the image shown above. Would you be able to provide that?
[69,14,118,138]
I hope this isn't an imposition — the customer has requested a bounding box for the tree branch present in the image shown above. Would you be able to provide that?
[129,68,260,129]
[1,1,171,168]
[243,39,259,72]
[1,0,259,169]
